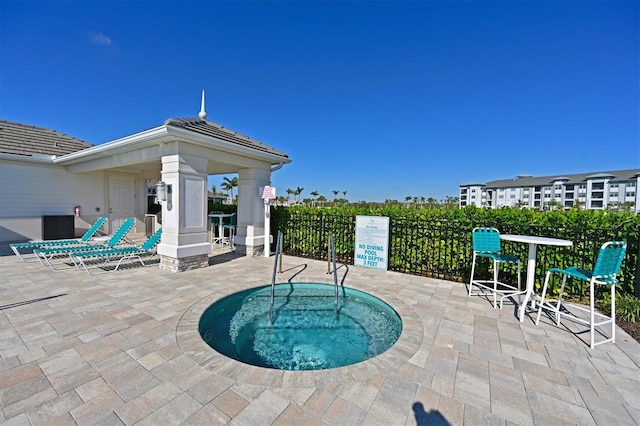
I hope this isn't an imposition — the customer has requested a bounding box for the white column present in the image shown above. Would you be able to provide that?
[234,167,271,256]
[157,154,211,272]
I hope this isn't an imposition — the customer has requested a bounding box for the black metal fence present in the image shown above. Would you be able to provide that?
[271,210,640,297]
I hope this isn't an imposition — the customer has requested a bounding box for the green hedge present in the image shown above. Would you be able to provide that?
[271,205,640,298]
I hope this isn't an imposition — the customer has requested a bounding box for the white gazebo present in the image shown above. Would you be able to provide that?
[0,95,291,272]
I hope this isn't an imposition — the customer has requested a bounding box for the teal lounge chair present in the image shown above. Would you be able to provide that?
[34,218,136,269]
[9,216,108,261]
[70,228,163,274]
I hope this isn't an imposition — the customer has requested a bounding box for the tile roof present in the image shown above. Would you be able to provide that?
[0,120,93,157]
[1,117,289,161]
[483,169,640,189]
[165,118,289,158]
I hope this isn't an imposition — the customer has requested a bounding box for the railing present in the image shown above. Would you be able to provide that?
[327,235,339,310]
[271,210,640,297]
[270,231,283,315]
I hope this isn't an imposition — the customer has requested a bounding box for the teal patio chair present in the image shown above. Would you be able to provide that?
[468,227,523,309]
[34,218,136,270]
[210,214,222,247]
[535,241,627,349]
[222,213,237,248]
[9,216,107,261]
[70,228,162,274]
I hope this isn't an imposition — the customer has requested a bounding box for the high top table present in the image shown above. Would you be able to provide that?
[499,234,573,322]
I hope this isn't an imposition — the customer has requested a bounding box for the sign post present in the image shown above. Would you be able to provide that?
[354,215,390,270]
[261,186,276,257]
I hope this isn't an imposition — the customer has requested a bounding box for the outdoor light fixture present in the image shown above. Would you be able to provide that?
[156,181,170,202]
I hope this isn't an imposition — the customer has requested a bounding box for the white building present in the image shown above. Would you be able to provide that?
[460,169,640,212]
[0,104,291,272]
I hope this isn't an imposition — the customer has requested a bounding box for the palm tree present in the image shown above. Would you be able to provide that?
[441,196,459,209]
[295,186,304,204]
[310,191,319,207]
[317,195,327,207]
[404,196,412,208]
[332,190,339,203]
[221,176,238,203]
[286,188,294,205]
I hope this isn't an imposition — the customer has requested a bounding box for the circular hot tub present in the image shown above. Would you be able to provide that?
[199,283,402,371]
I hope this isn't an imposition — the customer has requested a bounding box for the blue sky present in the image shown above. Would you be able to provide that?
[1,1,638,203]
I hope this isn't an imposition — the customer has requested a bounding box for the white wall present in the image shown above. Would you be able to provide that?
[0,159,105,242]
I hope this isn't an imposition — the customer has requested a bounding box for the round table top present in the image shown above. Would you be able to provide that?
[500,234,573,247]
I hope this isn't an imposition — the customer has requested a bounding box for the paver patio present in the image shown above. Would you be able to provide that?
[0,243,639,425]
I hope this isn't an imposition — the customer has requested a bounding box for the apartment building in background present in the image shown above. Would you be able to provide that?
[460,169,640,212]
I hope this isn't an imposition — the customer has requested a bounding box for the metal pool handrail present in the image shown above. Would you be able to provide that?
[270,231,283,313]
[328,235,338,309]
[270,233,339,316]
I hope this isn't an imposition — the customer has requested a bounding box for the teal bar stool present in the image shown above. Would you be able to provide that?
[535,241,627,349]
[210,215,221,246]
[222,213,237,248]
[469,227,523,309]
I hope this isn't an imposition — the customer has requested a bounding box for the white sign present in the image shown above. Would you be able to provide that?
[261,186,276,200]
[354,215,389,270]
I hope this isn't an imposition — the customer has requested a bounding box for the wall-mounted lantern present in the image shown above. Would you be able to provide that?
[156,181,171,202]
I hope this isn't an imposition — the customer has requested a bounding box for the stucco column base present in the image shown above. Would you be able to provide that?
[159,253,209,272]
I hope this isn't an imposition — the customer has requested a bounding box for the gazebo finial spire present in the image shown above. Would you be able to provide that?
[199,90,207,120]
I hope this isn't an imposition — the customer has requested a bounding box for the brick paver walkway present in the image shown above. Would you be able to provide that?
[0,245,638,425]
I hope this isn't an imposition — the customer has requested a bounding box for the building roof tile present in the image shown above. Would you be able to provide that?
[0,120,93,156]
[165,118,289,158]
[1,117,289,161]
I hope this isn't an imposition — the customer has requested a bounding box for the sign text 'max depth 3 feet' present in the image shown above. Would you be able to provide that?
[354,215,389,270]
